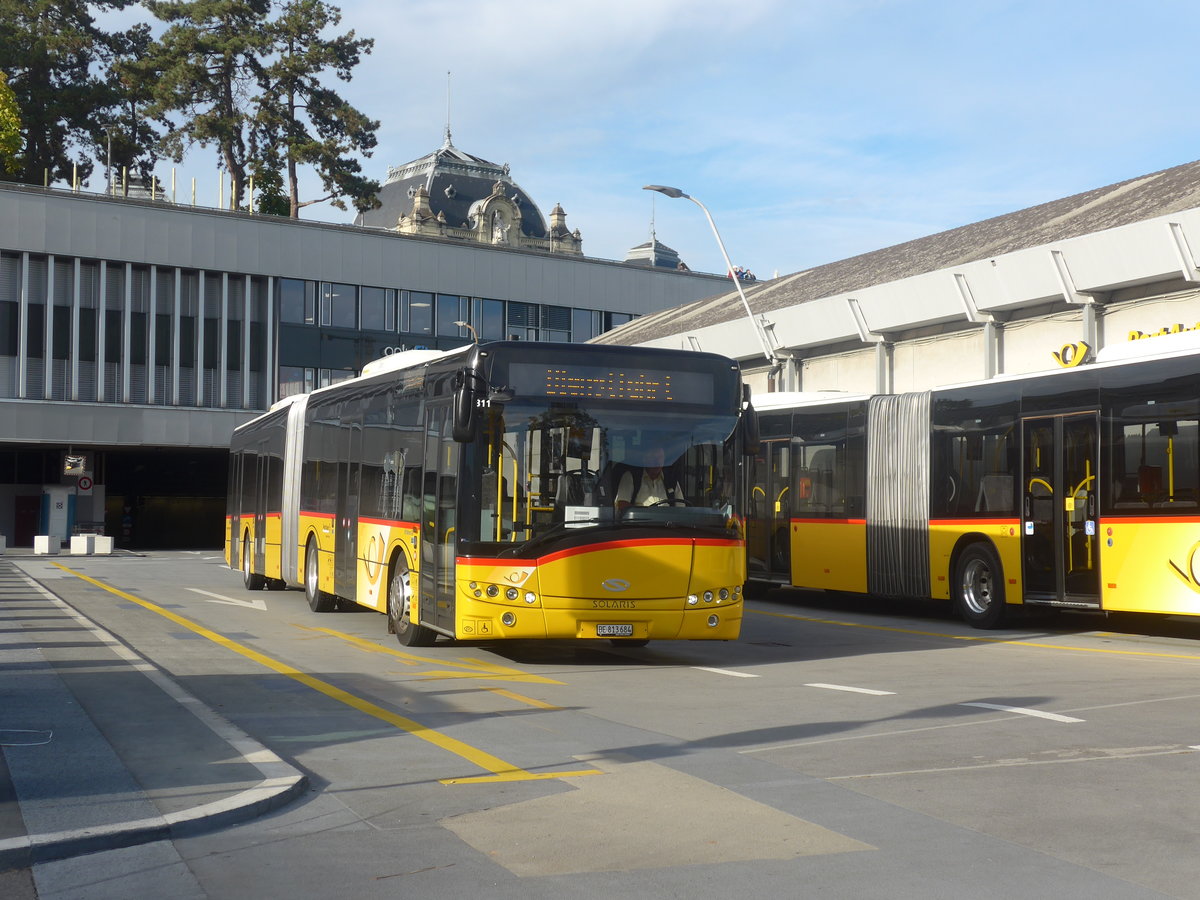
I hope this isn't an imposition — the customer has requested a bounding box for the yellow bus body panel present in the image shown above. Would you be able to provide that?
[353,520,419,611]
[790,520,868,593]
[928,519,1023,603]
[1101,518,1200,615]
[297,513,336,592]
[263,512,283,581]
[453,539,744,641]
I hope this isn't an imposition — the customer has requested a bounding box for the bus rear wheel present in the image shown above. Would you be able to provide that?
[388,560,435,647]
[242,536,266,591]
[304,538,336,613]
[953,542,1006,629]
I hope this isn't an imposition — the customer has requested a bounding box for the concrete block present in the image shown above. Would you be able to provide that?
[0,535,6,555]
[34,535,59,555]
[93,535,113,555]
[70,534,96,555]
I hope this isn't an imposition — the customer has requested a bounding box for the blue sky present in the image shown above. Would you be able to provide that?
[126,0,1200,281]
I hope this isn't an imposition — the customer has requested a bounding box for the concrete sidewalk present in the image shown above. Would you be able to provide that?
[0,553,307,872]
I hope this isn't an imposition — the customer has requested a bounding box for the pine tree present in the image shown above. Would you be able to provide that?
[254,0,380,217]
[0,0,145,186]
[139,0,273,208]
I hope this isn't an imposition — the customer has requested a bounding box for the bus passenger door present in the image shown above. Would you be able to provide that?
[334,418,362,600]
[419,405,459,634]
[746,414,792,581]
[1021,413,1100,607]
[252,449,268,573]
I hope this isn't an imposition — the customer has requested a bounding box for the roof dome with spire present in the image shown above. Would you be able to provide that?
[355,129,549,237]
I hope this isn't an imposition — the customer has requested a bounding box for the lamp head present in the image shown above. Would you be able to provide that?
[643,184,687,199]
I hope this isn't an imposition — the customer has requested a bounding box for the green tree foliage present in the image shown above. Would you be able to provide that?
[254,0,380,217]
[0,73,21,175]
[0,0,155,187]
[248,162,289,215]
[138,0,273,208]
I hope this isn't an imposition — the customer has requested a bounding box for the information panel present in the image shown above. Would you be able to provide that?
[507,362,714,404]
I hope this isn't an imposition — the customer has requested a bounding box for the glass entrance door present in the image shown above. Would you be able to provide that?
[1021,413,1100,606]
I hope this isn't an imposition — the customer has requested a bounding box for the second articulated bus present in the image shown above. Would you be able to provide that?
[746,339,1200,628]
[227,341,755,645]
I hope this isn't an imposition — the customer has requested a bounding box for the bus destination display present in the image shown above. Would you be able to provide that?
[508,363,714,404]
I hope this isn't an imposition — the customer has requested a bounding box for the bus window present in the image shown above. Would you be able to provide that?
[790,405,865,519]
[1106,411,1199,512]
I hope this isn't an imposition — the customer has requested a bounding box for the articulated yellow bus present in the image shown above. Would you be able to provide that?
[227,341,755,645]
[747,338,1200,628]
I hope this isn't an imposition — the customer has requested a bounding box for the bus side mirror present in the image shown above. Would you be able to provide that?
[741,388,760,456]
[452,369,478,442]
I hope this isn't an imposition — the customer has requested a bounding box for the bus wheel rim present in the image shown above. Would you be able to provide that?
[962,558,992,615]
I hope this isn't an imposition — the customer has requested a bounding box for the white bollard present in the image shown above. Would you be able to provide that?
[34,535,59,555]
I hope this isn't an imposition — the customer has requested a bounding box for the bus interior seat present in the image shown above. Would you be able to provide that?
[975,474,1014,512]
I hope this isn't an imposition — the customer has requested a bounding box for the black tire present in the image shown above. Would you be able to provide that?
[304,538,336,613]
[242,536,266,591]
[953,542,1007,629]
[387,559,435,646]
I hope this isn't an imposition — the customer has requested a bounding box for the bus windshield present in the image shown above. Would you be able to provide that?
[460,398,740,554]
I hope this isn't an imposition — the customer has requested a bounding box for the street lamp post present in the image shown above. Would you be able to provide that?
[453,319,479,343]
[643,185,779,375]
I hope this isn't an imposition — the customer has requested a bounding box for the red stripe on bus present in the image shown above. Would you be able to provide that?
[1102,515,1200,525]
[790,518,867,525]
[299,510,336,521]
[929,518,1019,527]
[358,516,419,529]
[459,536,742,567]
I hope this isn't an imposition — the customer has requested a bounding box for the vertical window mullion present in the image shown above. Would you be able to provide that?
[71,258,80,400]
[122,262,132,403]
[96,260,106,402]
[43,254,53,400]
[17,252,28,399]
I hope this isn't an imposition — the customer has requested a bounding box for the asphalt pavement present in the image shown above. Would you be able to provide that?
[0,548,307,878]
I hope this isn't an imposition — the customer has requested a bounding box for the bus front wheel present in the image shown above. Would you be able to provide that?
[953,542,1006,629]
[242,536,266,591]
[387,560,435,647]
[304,539,336,613]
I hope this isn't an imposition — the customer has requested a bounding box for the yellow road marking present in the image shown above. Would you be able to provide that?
[484,688,563,710]
[751,608,1200,661]
[298,626,564,684]
[53,564,601,784]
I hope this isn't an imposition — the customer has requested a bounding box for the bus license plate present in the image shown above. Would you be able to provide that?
[597,624,633,637]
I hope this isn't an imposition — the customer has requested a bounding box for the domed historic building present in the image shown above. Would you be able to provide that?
[355,130,583,256]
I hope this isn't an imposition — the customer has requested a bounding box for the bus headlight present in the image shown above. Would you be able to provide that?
[707,614,720,628]
[703,590,714,603]
[524,591,537,604]
[687,594,699,605]
[719,588,730,601]
[505,587,519,601]
[501,612,516,627]
[486,584,499,597]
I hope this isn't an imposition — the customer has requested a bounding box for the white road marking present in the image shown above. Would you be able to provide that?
[693,667,759,678]
[960,702,1083,723]
[187,587,267,610]
[805,683,895,695]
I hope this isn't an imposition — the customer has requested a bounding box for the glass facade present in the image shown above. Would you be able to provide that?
[0,251,270,410]
[0,250,639,414]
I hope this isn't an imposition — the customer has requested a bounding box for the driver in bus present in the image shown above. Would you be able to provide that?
[615,446,685,511]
